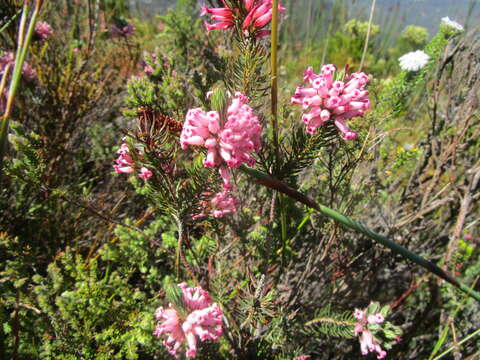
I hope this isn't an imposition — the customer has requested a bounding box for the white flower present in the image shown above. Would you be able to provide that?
[398,50,430,72]
[441,17,464,32]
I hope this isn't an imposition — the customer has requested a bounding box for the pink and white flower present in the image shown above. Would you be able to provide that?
[291,65,370,140]
[153,283,223,358]
[193,191,239,219]
[180,92,262,192]
[353,308,387,359]
[0,51,36,81]
[138,167,153,180]
[113,142,135,174]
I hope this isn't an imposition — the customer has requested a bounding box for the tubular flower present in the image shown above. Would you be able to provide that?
[193,191,239,219]
[201,0,285,37]
[291,65,370,140]
[180,92,262,191]
[201,5,235,32]
[113,143,154,179]
[153,283,223,359]
[113,143,135,174]
[354,310,387,359]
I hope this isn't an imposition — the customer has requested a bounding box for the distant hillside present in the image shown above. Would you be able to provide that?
[129,0,479,34]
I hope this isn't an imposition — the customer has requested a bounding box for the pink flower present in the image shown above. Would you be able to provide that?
[242,0,285,30]
[202,0,285,36]
[144,65,154,74]
[193,191,239,219]
[34,21,53,41]
[113,142,135,174]
[0,52,14,78]
[180,92,262,191]
[201,6,234,33]
[22,63,36,82]
[153,283,223,358]
[291,65,370,140]
[354,309,387,359]
[368,313,385,325]
[0,51,36,81]
[296,356,311,360]
[354,309,365,320]
[138,167,153,180]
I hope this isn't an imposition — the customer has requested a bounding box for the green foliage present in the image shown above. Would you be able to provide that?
[304,305,356,339]
[399,25,429,49]
[344,18,380,39]
[32,249,157,359]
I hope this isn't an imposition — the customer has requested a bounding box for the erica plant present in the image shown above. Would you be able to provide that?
[111,1,479,358]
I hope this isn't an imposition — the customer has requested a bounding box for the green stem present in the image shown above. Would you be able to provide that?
[239,165,480,303]
[279,193,288,266]
[0,9,22,35]
[270,0,279,168]
[432,327,480,360]
[270,0,289,269]
[359,0,376,71]
[0,1,41,168]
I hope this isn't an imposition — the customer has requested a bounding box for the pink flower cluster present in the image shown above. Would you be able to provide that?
[154,283,223,358]
[180,92,261,218]
[201,0,285,37]
[0,51,36,81]
[113,142,153,180]
[354,309,387,359]
[291,65,370,140]
[34,21,53,41]
[141,53,158,75]
[193,191,239,219]
[181,92,261,189]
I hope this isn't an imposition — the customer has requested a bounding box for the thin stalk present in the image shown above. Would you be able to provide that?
[359,0,376,71]
[279,193,288,267]
[0,305,4,360]
[432,328,480,360]
[174,215,182,280]
[320,20,332,67]
[16,2,30,50]
[239,165,480,303]
[270,0,289,270]
[271,0,279,168]
[0,0,42,168]
[0,9,22,35]
[0,65,12,103]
